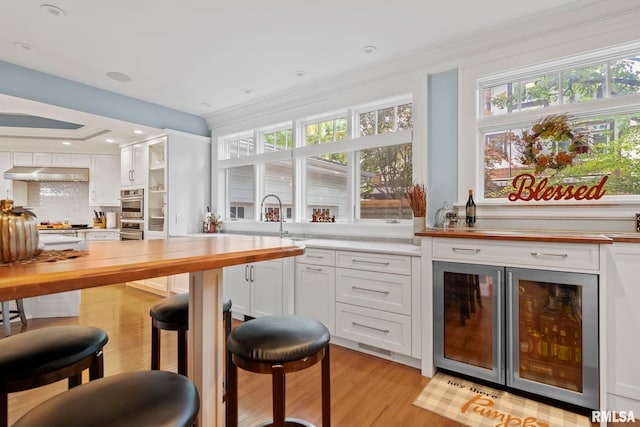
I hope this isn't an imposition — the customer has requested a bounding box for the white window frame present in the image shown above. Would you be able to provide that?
[217,95,414,224]
[461,41,640,217]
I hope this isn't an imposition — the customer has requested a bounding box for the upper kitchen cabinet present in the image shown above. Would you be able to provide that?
[89,154,120,206]
[1,152,27,205]
[146,137,166,237]
[12,152,91,167]
[0,152,12,199]
[120,143,147,187]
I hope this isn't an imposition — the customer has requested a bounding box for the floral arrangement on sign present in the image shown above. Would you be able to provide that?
[406,183,427,217]
[517,114,590,175]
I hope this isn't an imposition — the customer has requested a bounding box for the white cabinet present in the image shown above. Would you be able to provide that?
[295,248,336,334]
[169,273,189,294]
[146,138,166,237]
[606,242,640,414]
[89,155,120,206]
[1,152,27,205]
[78,229,120,240]
[0,152,12,200]
[33,152,52,166]
[334,251,414,356]
[12,152,33,166]
[224,258,292,319]
[120,143,147,186]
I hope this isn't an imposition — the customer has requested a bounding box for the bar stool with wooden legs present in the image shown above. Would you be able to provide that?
[149,293,233,375]
[0,299,27,336]
[149,292,233,424]
[0,325,108,427]
[226,315,331,427]
[11,370,199,427]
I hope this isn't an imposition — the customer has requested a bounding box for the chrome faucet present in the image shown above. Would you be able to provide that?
[260,194,288,238]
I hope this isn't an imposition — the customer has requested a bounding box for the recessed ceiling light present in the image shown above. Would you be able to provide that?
[13,42,33,51]
[133,130,144,135]
[295,71,305,77]
[105,138,115,143]
[362,45,377,54]
[40,4,66,17]
[106,71,132,82]
[243,88,254,94]
[61,141,71,145]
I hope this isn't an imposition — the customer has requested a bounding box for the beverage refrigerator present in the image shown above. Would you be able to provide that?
[433,261,599,410]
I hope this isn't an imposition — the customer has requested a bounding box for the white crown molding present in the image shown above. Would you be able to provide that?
[204,0,640,132]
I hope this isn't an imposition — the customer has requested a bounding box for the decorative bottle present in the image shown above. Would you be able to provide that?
[465,189,476,227]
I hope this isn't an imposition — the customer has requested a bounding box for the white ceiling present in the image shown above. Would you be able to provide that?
[0,0,589,149]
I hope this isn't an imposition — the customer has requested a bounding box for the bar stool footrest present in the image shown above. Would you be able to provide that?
[257,418,315,427]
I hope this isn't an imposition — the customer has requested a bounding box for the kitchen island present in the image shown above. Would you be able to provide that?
[0,235,303,427]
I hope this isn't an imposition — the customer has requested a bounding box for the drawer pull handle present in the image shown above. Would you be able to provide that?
[352,322,390,334]
[352,259,390,266]
[530,252,568,258]
[305,267,323,272]
[307,255,324,259]
[452,247,481,253]
[352,286,390,295]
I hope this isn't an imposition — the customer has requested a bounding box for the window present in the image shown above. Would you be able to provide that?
[262,127,293,151]
[217,96,413,223]
[226,165,255,219]
[479,48,640,200]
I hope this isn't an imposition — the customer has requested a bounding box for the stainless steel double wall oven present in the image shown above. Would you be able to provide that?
[120,188,144,240]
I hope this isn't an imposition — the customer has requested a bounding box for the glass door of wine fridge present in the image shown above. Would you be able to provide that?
[434,261,504,384]
[506,268,598,409]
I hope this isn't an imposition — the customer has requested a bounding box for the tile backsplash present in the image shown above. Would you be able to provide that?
[27,182,119,224]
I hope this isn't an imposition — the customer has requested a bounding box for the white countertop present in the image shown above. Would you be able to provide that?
[179,233,421,257]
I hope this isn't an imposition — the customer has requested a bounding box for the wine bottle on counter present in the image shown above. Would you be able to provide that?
[465,189,476,227]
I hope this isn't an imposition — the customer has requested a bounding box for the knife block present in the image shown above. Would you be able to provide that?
[93,218,106,229]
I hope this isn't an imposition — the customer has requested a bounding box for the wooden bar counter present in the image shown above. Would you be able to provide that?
[0,235,303,427]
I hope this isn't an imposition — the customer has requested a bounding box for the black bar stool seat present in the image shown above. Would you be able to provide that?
[0,325,108,427]
[226,315,331,427]
[12,370,199,427]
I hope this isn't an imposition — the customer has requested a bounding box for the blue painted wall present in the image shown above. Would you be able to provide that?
[0,60,210,137]
[427,69,458,226]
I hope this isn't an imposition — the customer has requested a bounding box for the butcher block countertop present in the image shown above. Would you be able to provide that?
[0,235,303,301]
[415,228,622,244]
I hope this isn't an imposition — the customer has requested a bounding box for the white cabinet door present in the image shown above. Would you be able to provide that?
[71,153,91,167]
[224,259,286,319]
[120,145,133,185]
[0,152,12,200]
[33,152,52,166]
[169,273,189,294]
[296,262,335,334]
[607,243,640,414]
[120,144,147,186]
[51,153,71,166]
[224,264,251,318]
[90,154,120,206]
[251,260,283,318]
[13,152,32,166]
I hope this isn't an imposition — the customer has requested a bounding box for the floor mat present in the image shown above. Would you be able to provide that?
[412,372,591,427]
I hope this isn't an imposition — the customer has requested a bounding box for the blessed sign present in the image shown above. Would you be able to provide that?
[508,173,608,202]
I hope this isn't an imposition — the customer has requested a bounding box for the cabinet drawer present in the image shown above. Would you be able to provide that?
[297,248,335,266]
[336,251,411,275]
[335,268,411,315]
[432,238,600,271]
[84,231,119,240]
[335,302,411,355]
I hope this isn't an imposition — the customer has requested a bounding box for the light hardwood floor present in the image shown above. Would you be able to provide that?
[4,284,598,426]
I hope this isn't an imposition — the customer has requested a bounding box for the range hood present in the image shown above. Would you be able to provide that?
[4,166,89,182]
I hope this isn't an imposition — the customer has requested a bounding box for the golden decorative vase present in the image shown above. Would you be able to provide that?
[0,199,41,263]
